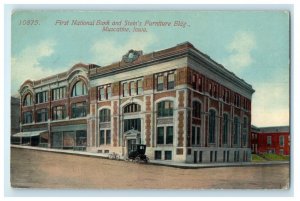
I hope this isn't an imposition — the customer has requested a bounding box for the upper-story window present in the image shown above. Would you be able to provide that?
[36,91,48,104]
[157,75,164,91]
[137,80,143,95]
[198,77,203,92]
[98,84,112,101]
[72,80,87,97]
[208,83,212,96]
[192,74,197,89]
[192,101,201,118]
[242,117,248,146]
[123,83,129,97]
[130,81,136,96]
[72,102,87,118]
[52,87,66,101]
[267,136,272,145]
[234,94,241,107]
[23,111,33,124]
[279,135,285,147]
[99,109,111,122]
[233,117,240,145]
[124,103,141,114]
[213,84,218,98]
[23,93,33,106]
[208,109,216,144]
[222,113,229,145]
[52,105,66,120]
[107,86,112,99]
[167,73,175,90]
[36,108,48,122]
[157,101,173,117]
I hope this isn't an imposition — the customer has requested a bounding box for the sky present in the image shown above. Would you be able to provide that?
[11,11,290,127]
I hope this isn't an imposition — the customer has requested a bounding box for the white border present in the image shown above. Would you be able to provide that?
[2,2,298,199]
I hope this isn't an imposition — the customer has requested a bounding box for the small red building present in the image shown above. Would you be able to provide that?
[251,126,290,155]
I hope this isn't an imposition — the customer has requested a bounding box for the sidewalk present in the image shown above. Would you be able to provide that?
[11,145,289,169]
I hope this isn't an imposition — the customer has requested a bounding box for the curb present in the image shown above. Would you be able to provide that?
[11,145,290,169]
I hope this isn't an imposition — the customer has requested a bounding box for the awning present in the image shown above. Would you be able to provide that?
[13,130,48,137]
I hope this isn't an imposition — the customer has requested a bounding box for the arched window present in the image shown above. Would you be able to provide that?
[123,103,141,114]
[222,113,229,145]
[208,109,216,144]
[71,80,87,97]
[192,101,201,118]
[157,101,173,117]
[233,117,240,145]
[99,109,111,122]
[23,93,32,106]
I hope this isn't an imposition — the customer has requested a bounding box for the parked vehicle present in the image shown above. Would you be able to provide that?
[128,144,149,163]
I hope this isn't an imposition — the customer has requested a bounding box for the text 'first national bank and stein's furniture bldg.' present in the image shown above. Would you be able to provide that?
[18,42,255,164]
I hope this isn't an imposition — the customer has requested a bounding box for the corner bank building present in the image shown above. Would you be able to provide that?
[18,42,255,164]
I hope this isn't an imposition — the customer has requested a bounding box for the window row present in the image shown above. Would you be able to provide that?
[267,135,285,146]
[157,73,175,91]
[98,85,111,101]
[208,110,248,146]
[22,102,88,123]
[122,79,143,97]
[22,81,88,106]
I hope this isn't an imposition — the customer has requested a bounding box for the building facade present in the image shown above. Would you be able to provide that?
[17,42,255,163]
[251,126,290,155]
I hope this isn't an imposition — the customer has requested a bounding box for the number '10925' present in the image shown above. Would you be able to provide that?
[18,20,39,25]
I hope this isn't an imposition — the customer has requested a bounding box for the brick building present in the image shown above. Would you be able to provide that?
[16,42,255,163]
[251,126,290,155]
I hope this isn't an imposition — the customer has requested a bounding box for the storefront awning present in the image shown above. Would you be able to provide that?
[13,130,47,137]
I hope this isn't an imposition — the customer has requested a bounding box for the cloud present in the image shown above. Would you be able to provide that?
[223,31,256,72]
[11,40,62,96]
[90,33,158,66]
[252,82,289,127]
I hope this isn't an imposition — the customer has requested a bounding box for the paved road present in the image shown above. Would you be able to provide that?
[10,147,290,189]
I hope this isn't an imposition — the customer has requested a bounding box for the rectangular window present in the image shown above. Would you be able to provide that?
[280,136,284,146]
[157,75,164,91]
[198,77,202,92]
[52,106,66,120]
[208,83,212,96]
[52,87,66,101]
[72,102,87,118]
[137,80,143,95]
[124,118,141,132]
[210,151,213,162]
[155,151,162,160]
[280,149,284,155]
[106,130,111,145]
[100,130,105,145]
[157,127,164,144]
[99,87,105,100]
[36,91,48,104]
[123,83,129,97]
[130,81,136,96]
[192,126,196,145]
[199,151,202,163]
[36,109,48,122]
[215,151,217,162]
[267,136,272,145]
[196,127,201,145]
[165,151,172,160]
[192,74,197,89]
[106,86,111,99]
[223,114,228,145]
[166,126,173,144]
[167,73,175,90]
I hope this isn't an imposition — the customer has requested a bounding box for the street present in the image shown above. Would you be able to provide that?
[10,147,289,189]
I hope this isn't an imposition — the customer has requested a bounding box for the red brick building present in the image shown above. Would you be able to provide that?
[251,126,290,155]
[16,42,255,163]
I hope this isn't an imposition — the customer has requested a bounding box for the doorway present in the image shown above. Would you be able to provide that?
[194,151,198,163]
[127,139,137,155]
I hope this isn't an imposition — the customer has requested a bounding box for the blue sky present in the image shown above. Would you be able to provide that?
[11,11,289,127]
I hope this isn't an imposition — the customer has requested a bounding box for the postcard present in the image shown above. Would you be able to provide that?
[10,10,290,190]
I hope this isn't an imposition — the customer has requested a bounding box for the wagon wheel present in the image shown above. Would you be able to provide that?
[134,156,141,163]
